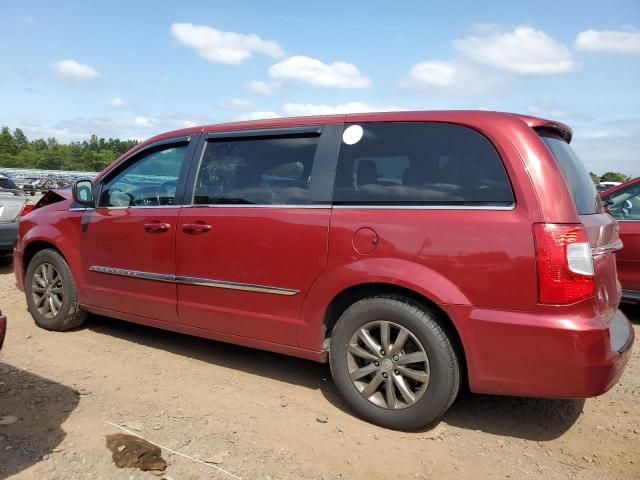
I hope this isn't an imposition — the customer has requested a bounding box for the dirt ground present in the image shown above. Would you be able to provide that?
[0,262,638,480]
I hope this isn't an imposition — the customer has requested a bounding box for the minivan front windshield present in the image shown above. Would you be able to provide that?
[541,134,601,215]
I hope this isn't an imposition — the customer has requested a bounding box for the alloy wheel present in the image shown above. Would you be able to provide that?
[347,320,430,409]
[31,262,64,319]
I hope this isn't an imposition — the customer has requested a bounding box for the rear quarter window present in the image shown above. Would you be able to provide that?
[334,122,514,206]
[540,134,601,215]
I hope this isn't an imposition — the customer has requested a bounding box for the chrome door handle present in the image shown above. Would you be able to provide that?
[144,222,171,233]
[182,223,212,234]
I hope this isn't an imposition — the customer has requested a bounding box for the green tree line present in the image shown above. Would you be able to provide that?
[589,171,631,184]
[0,127,139,172]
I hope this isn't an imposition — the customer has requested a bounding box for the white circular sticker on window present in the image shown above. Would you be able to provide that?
[342,125,364,145]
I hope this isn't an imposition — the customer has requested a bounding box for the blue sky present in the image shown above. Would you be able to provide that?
[1,0,639,175]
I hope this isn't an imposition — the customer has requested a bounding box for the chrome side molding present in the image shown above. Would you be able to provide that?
[89,266,298,296]
[174,276,298,295]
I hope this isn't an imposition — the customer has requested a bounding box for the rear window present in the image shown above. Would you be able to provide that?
[541,134,601,215]
[334,122,514,206]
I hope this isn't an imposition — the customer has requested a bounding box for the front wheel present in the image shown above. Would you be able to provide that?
[25,249,86,331]
[329,296,460,430]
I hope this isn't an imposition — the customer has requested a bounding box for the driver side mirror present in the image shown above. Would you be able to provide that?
[73,180,95,207]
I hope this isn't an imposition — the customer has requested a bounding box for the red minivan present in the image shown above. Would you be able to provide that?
[14,111,634,430]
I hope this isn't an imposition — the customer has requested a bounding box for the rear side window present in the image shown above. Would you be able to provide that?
[333,122,514,206]
[540,135,600,215]
[193,135,319,205]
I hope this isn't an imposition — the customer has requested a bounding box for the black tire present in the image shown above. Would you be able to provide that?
[329,295,460,431]
[25,248,86,331]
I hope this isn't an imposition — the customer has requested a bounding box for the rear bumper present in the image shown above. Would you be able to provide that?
[0,314,6,350]
[448,304,634,399]
[0,222,19,252]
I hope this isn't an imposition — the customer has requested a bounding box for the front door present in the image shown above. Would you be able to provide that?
[604,181,640,293]
[175,125,340,345]
[80,136,196,322]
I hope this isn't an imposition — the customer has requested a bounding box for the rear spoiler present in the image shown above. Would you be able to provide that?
[534,124,573,143]
[509,113,573,143]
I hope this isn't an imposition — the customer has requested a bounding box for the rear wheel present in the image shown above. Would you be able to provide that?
[329,295,460,430]
[25,249,86,331]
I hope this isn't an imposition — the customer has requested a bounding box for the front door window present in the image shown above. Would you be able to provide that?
[99,145,188,207]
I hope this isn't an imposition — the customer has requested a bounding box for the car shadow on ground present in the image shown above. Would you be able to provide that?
[85,315,593,441]
[0,364,79,480]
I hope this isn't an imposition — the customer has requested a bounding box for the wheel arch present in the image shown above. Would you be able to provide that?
[23,240,67,274]
[319,282,467,383]
[20,228,86,302]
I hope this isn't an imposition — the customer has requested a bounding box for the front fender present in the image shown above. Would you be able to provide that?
[18,213,86,301]
[298,257,471,351]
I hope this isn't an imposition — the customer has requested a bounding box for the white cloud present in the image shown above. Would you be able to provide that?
[269,56,371,88]
[233,111,281,121]
[28,114,206,143]
[454,26,575,75]
[400,61,500,95]
[575,29,640,56]
[170,23,285,65]
[52,59,100,81]
[178,120,199,128]
[219,98,252,109]
[245,80,282,95]
[282,102,401,116]
[110,97,125,108]
[572,119,640,177]
[130,116,158,128]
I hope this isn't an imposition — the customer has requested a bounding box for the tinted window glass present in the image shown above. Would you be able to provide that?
[99,144,187,207]
[541,135,600,215]
[0,178,16,189]
[605,183,640,220]
[334,122,514,205]
[193,135,319,205]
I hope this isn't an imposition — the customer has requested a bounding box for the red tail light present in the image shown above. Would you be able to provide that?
[533,223,595,304]
[19,204,34,217]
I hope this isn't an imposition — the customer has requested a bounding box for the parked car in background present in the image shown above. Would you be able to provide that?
[0,189,28,265]
[601,177,640,303]
[597,181,622,193]
[0,173,25,196]
[14,111,634,430]
[15,178,37,196]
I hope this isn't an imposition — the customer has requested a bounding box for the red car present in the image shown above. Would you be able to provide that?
[14,111,634,430]
[601,177,640,302]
